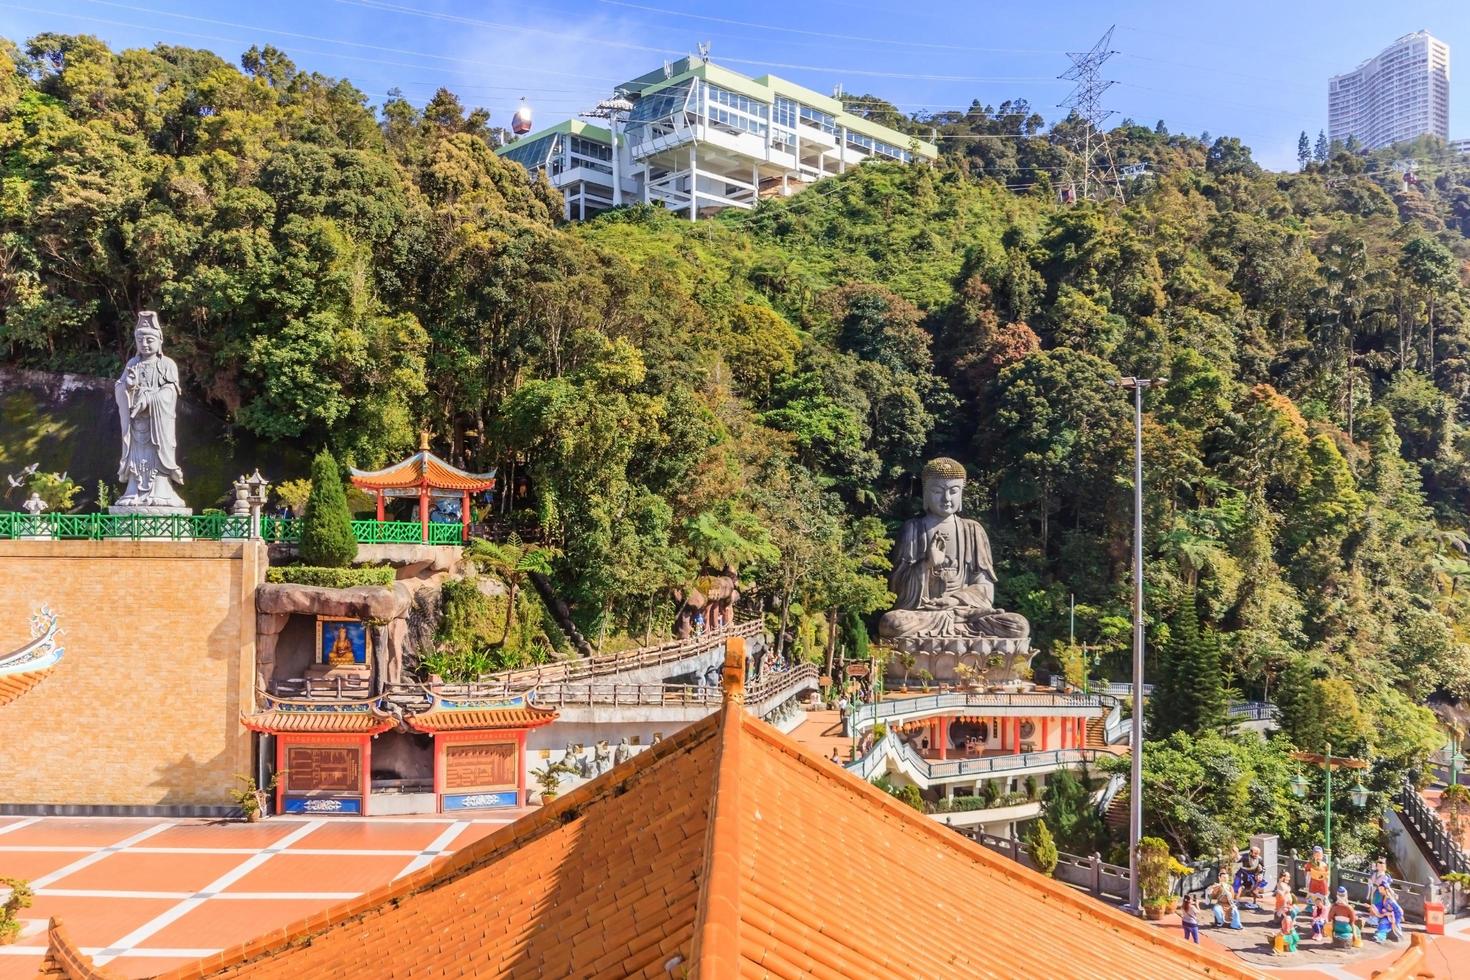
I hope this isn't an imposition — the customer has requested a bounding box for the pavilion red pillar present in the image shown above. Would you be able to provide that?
[938,717,948,761]
[419,486,429,543]
[1041,717,1049,751]
[376,490,385,522]
[462,490,471,541]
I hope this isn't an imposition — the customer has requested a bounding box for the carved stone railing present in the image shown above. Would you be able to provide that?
[527,683,722,707]
[1399,778,1470,876]
[849,691,1113,736]
[478,620,762,689]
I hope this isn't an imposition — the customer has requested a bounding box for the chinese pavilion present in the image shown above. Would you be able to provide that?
[349,434,496,543]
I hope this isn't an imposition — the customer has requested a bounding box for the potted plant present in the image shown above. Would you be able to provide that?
[231,774,277,822]
[917,668,934,693]
[954,662,982,692]
[1137,836,1173,920]
[532,760,576,804]
[897,652,916,692]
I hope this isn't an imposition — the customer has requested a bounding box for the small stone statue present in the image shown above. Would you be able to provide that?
[613,737,632,766]
[113,311,187,513]
[21,492,47,517]
[593,740,612,776]
[879,458,1028,640]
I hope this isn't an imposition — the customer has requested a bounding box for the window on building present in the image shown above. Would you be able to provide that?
[704,83,768,137]
[500,133,559,174]
[799,104,837,135]
[625,79,696,148]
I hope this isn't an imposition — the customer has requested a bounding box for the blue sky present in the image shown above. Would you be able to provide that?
[4,0,1469,170]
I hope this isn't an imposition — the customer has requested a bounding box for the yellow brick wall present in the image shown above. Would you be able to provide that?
[0,539,264,808]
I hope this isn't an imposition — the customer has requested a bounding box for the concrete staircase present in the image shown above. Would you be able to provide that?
[1105,790,1129,834]
[1085,717,1107,749]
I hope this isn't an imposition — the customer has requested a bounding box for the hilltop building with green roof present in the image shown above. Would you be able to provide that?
[497,56,937,220]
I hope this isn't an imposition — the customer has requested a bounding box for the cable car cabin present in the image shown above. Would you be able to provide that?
[512,100,534,136]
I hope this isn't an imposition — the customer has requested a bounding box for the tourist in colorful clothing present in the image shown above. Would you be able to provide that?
[1180,895,1200,944]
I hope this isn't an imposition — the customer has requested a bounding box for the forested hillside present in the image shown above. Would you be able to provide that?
[7,35,1470,779]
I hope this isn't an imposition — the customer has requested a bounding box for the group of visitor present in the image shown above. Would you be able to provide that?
[1189,848,1406,953]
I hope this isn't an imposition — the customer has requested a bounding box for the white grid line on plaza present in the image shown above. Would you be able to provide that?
[0,944,224,958]
[0,817,43,836]
[28,823,173,889]
[36,888,362,901]
[0,845,433,856]
[394,820,469,880]
[4,814,519,971]
[90,819,325,966]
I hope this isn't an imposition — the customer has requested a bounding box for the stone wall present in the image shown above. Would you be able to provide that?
[0,539,263,811]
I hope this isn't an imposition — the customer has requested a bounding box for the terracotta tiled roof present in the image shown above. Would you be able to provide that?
[403,702,558,733]
[349,450,496,493]
[39,919,112,979]
[240,707,395,735]
[85,705,1261,980]
[0,665,57,707]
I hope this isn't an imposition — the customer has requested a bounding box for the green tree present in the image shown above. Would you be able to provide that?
[298,451,357,568]
[1297,131,1311,171]
[1314,130,1329,162]
[1026,818,1059,877]
[1039,766,1105,855]
[466,536,557,646]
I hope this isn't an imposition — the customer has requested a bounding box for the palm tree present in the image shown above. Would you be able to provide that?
[467,535,558,645]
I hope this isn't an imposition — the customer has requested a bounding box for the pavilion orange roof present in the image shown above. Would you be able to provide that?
[240,705,395,735]
[403,700,558,733]
[34,703,1270,980]
[349,446,496,494]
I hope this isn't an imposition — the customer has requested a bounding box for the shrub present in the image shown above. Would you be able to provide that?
[30,471,80,511]
[298,451,357,568]
[1026,819,1059,877]
[0,877,32,946]
[266,566,394,588]
[1137,836,1174,906]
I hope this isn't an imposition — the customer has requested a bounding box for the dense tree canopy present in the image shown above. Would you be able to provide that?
[5,36,1470,789]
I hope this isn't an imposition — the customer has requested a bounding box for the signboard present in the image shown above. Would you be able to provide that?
[443,741,515,792]
[442,791,517,811]
[317,617,371,666]
[283,796,363,814]
[285,745,361,794]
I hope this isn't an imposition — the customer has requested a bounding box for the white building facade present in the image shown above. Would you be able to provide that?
[498,58,937,221]
[1329,31,1450,151]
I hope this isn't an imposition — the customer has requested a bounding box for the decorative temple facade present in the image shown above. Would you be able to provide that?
[844,688,1127,837]
[243,692,556,815]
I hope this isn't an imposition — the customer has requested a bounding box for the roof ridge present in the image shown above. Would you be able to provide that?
[152,708,725,980]
[689,703,745,977]
[738,713,1264,979]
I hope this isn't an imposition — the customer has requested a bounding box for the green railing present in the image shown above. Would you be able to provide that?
[3,512,465,545]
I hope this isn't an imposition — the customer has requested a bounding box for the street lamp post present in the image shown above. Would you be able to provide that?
[1290,743,1369,859]
[1110,375,1163,913]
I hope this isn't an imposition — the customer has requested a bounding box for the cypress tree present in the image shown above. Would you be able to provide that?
[299,451,358,568]
[1148,589,1228,738]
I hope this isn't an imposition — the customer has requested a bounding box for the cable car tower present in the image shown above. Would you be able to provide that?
[1058,26,1125,203]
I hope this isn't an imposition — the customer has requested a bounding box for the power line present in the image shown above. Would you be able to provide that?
[69,0,626,82]
[332,0,1066,84]
[590,0,1065,56]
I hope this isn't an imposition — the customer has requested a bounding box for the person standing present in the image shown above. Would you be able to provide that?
[1180,895,1200,944]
